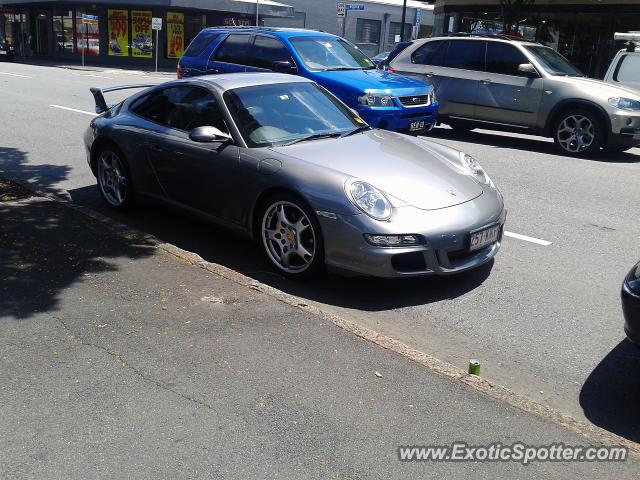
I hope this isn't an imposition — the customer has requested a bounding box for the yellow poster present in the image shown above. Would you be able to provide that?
[107,9,129,56]
[167,12,184,59]
[131,10,152,58]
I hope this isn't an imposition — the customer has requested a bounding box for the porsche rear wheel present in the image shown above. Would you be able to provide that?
[96,146,134,210]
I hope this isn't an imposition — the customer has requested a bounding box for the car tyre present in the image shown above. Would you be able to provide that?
[95,144,135,211]
[602,144,635,153]
[448,121,475,133]
[553,108,605,157]
[257,193,324,279]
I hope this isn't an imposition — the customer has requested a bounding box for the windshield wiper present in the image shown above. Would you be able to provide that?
[340,126,371,137]
[322,66,364,71]
[283,132,343,146]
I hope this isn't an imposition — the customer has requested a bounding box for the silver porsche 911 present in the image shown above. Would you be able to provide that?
[85,72,506,278]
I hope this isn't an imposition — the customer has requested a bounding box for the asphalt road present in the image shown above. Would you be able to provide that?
[4,190,636,478]
[2,62,640,445]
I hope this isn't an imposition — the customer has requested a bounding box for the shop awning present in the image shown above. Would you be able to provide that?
[2,0,294,18]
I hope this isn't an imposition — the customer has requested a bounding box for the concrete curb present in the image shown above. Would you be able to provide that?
[5,179,639,461]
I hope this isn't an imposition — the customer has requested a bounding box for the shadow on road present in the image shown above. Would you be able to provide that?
[69,184,493,312]
[0,148,154,320]
[0,146,71,194]
[426,127,640,164]
[579,339,640,443]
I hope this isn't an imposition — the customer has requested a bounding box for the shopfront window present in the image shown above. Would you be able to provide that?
[167,12,185,59]
[107,9,129,56]
[184,13,205,53]
[53,9,73,53]
[76,9,99,56]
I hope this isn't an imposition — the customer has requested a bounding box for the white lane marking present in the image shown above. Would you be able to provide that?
[0,71,32,78]
[50,104,96,116]
[504,231,552,246]
[72,73,112,79]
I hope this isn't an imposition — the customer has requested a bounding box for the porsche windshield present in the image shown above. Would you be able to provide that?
[289,36,375,71]
[224,82,365,148]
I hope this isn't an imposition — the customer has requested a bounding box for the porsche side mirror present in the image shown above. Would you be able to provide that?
[518,63,539,78]
[272,60,298,74]
[189,126,231,143]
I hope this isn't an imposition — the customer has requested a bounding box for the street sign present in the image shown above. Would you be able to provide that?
[394,34,401,43]
[415,8,423,26]
[337,2,346,18]
[82,14,98,25]
[152,17,162,30]
[346,4,365,11]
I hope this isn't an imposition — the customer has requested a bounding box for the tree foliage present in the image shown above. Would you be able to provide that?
[499,0,535,34]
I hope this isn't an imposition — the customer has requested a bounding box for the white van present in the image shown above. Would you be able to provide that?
[604,32,640,91]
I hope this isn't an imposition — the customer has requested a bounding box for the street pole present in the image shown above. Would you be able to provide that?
[256,0,259,26]
[400,0,407,42]
[155,29,158,73]
[342,9,347,38]
[82,21,86,67]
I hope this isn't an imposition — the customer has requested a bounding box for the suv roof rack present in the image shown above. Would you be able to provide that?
[204,26,321,33]
[438,32,538,43]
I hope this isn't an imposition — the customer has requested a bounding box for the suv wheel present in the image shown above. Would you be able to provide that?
[448,121,475,133]
[553,109,604,157]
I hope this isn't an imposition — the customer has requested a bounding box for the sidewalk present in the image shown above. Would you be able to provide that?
[15,58,176,76]
[0,181,635,479]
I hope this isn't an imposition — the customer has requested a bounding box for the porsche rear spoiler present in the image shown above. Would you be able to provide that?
[90,84,158,114]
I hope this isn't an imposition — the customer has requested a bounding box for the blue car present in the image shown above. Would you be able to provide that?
[178,27,438,134]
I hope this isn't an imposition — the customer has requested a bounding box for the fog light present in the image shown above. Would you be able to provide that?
[364,234,424,247]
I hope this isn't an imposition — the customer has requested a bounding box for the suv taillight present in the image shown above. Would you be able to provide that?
[177,62,182,79]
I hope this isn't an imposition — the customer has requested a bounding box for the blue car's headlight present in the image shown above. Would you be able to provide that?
[357,93,394,108]
[346,180,392,220]
[608,97,640,111]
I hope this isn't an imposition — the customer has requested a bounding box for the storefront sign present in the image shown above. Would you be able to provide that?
[415,8,422,26]
[107,9,129,56]
[132,10,153,58]
[346,4,365,11]
[166,12,184,59]
[82,14,98,25]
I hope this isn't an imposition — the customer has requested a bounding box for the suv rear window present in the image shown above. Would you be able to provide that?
[443,40,484,70]
[411,40,445,65]
[247,35,292,69]
[214,34,252,64]
[485,42,529,76]
[183,31,221,57]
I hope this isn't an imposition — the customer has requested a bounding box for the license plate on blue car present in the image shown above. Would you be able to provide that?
[409,120,425,131]
[469,225,500,251]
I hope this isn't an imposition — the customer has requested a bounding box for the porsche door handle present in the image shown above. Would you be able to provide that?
[149,144,163,152]
[481,79,492,85]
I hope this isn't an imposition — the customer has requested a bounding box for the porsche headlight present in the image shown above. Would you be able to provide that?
[346,180,392,220]
[459,152,494,188]
[357,93,394,108]
[608,97,640,111]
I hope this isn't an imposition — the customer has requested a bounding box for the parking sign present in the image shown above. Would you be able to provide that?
[152,17,162,30]
[337,2,346,18]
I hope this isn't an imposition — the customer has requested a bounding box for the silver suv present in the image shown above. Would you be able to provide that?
[390,35,640,156]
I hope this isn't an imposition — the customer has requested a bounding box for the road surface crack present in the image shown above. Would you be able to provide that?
[53,316,215,411]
